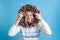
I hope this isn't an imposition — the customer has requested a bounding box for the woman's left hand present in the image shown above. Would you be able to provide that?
[35,13,43,20]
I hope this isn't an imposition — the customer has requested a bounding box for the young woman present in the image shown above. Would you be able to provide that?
[8,4,52,40]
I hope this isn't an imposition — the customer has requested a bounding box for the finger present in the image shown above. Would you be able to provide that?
[19,11,23,15]
[35,13,40,15]
[18,13,24,16]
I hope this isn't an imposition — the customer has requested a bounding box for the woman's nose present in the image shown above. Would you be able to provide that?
[28,16,30,19]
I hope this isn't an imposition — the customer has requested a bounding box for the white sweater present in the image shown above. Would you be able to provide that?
[8,19,52,40]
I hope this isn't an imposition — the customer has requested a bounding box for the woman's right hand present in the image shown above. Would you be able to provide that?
[18,11,24,20]
[14,11,24,25]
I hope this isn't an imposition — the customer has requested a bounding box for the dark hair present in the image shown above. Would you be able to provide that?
[18,4,40,13]
[18,4,40,27]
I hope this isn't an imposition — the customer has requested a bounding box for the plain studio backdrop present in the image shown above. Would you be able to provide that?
[0,0,60,40]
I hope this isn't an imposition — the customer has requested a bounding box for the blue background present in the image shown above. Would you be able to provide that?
[0,0,60,40]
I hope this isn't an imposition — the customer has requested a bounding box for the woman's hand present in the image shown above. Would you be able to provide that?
[14,11,24,25]
[35,13,43,21]
[18,11,24,20]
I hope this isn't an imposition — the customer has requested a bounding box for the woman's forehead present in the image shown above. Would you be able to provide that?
[23,11,34,16]
[26,11,33,13]
[26,11,33,15]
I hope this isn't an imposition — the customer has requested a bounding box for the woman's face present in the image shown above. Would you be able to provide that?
[25,11,34,23]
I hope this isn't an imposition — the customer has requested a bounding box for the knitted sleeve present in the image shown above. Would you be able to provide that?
[8,25,22,37]
[38,19,52,35]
